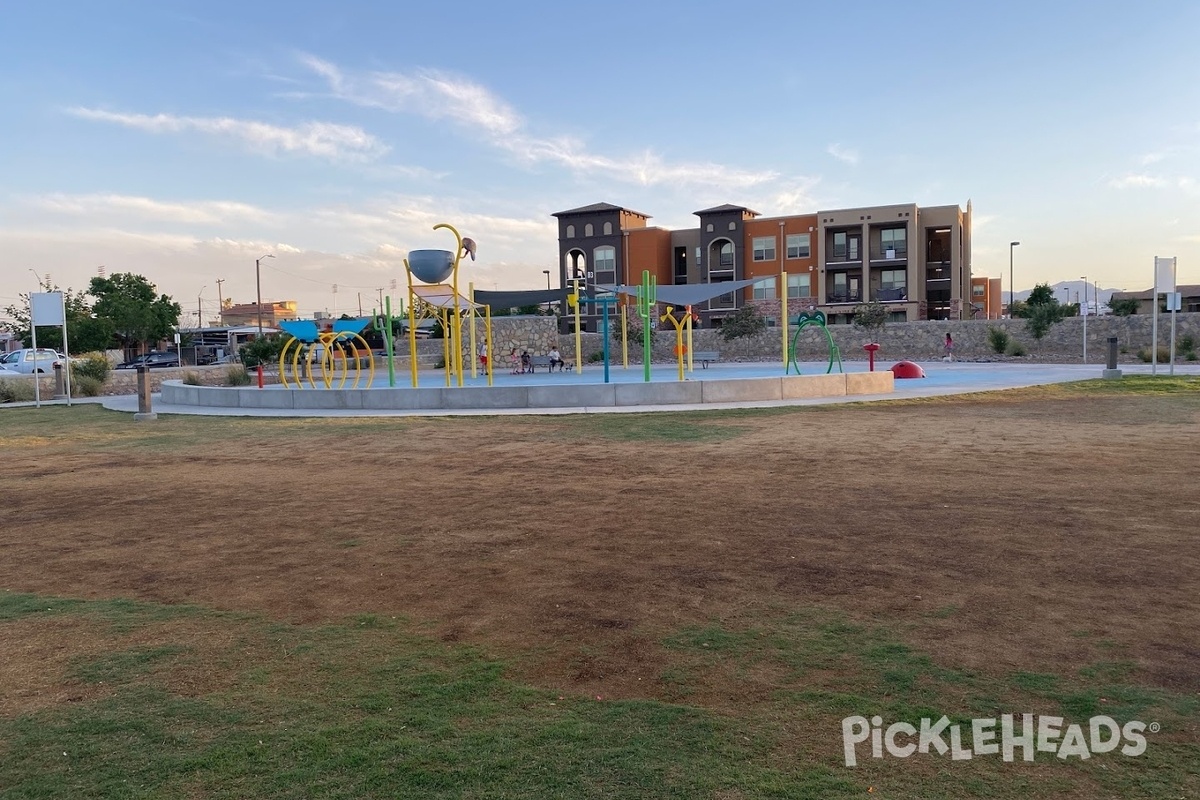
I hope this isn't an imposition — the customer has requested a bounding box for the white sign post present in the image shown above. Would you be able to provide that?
[30,291,70,408]
[1151,257,1176,376]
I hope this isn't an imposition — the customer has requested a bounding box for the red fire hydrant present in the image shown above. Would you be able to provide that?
[863,342,880,372]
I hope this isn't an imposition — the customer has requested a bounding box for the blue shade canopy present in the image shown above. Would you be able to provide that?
[278,320,320,342]
[332,318,371,335]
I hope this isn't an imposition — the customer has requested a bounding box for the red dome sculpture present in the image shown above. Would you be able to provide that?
[890,360,926,379]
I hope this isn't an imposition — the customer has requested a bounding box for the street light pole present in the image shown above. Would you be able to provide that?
[543,269,551,314]
[1008,241,1020,316]
[255,254,274,335]
[1080,275,1088,363]
[198,285,206,329]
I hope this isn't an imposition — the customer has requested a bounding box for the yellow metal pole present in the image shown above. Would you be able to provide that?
[434,222,465,387]
[781,270,789,373]
[469,280,478,379]
[573,276,582,374]
[686,305,694,373]
[485,307,494,386]
[442,309,451,387]
[405,259,419,388]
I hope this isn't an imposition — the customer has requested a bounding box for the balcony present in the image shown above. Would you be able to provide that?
[875,287,907,302]
[869,247,907,263]
[825,292,862,304]
[709,291,737,310]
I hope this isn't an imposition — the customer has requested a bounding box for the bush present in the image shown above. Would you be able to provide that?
[721,305,768,341]
[1007,341,1027,357]
[1137,347,1171,363]
[1179,334,1196,352]
[239,334,287,369]
[986,327,1010,354]
[434,356,446,370]
[182,371,202,385]
[0,379,36,403]
[587,351,604,363]
[225,365,251,386]
[72,375,104,397]
[616,314,656,346]
[851,300,888,342]
[70,352,111,384]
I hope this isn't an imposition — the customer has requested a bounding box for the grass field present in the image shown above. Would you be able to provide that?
[1,377,1198,798]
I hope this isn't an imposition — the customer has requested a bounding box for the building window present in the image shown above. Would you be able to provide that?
[786,233,811,259]
[603,222,613,235]
[833,232,847,259]
[566,224,575,239]
[706,223,714,233]
[752,236,776,262]
[888,311,907,322]
[881,228,906,256]
[717,241,734,269]
[729,222,737,231]
[878,269,906,301]
[584,223,594,237]
[787,273,811,298]
[972,284,985,297]
[752,277,776,300]
[594,246,615,273]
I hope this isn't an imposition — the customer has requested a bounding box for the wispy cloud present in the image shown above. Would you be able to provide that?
[1108,173,1169,189]
[293,54,778,189]
[30,193,276,225]
[826,143,859,166]
[68,107,387,161]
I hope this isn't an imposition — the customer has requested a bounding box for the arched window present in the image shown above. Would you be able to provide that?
[729,221,737,231]
[566,224,575,239]
[719,241,734,268]
[603,221,613,235]
[706,223,714,233]
[584,223,594,237]
[594,246,616,273]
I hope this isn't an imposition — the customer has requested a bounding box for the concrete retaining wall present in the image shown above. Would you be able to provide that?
[161,370,893,412]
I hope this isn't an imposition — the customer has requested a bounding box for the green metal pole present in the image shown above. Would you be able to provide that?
[385,295,395,387]
[638,270,656,382]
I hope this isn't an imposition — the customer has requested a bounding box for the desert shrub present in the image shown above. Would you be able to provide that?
[1187,351,1198,361]
[615,314,656,346]
[1006,341,1027,357]
[434,356,446,370]
[72,376,104,397]
[239,334,287,369]
[182,371,202,385]
[986,327,1010,354]
[1137,347,1171,363]
[587,351,604,363]
[225,365,251,386]
[1178,334,1195,352]
[0,380,36,403]
[70,352,111,383]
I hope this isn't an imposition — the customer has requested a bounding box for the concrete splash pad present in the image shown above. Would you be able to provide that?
[161,366,895,412]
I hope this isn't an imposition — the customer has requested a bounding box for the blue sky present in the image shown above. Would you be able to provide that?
[2,1,1198,324]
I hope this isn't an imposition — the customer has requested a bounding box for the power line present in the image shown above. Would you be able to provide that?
[260,261,394,292]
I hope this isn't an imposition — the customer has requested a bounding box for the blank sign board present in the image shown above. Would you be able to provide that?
[30,292,65,326]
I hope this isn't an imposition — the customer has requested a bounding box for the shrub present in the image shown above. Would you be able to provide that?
[1137,347,1171,363]
[1006,341,1027,357]
[1179,334,1196,352]
[615,313,656,346]
[0,379,37,403]
[239,334,287,368]
[182,371,202,385]
[721,305,769,341]
[587,351,604,363]
[434,356,446,370]
[851,300,888,342]
[225,365,251,386]
[72,376,104,397]
[986,327,1010,354]
[70,352,111,384]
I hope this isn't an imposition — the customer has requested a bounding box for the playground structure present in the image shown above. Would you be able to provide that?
[276,318,376,389]
[404,224,493,388]
[787,309,844,376]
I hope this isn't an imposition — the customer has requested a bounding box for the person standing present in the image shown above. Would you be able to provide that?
[944,332,954,362]
[478,342,488,370]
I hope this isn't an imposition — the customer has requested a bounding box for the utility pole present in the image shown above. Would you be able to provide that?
[357,293,363,316]
[216,279,225,308]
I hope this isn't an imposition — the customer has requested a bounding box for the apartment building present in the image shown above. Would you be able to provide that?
[552,200,973,327]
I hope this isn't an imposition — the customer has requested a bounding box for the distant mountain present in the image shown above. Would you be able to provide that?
[1006,280,1120,313]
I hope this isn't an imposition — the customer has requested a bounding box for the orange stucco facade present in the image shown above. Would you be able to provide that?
[625,227,673,287]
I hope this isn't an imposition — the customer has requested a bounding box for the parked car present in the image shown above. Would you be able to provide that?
[0,348,64,374]
[115,351,180,369]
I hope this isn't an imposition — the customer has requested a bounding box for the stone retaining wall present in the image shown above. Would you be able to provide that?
[556,312,1200,363]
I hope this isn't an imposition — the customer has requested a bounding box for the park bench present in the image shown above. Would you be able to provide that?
[692,351,721,369]
[527,355,571,373]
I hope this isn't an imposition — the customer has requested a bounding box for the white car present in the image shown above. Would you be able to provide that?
[0,348,64,374]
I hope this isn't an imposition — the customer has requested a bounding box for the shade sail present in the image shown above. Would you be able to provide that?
[471,288,569,308]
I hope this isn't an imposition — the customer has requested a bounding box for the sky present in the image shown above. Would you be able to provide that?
[2,1,1198,326]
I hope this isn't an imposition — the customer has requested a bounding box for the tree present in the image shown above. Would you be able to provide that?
[1107,296,1140,316]
[1,279,116,352]
[1024,302,1061,343]
[852,300,888,342]
[720,305,767,341]
[88,273,181,354]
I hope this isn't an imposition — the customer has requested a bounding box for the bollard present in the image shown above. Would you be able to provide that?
[133,365,157,421]
[1103,336,1122,380]
[53,362,68,399]
[257,364,264,389]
